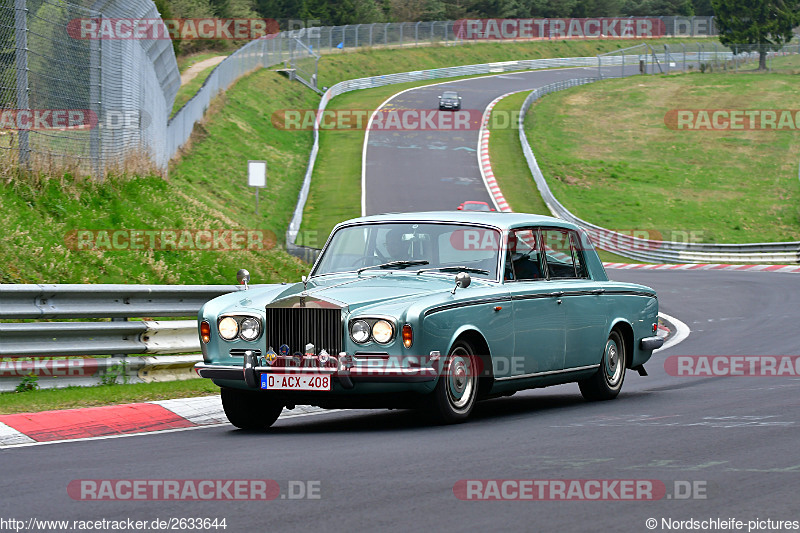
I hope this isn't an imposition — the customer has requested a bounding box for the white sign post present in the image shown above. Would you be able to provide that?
[248,160,267,214]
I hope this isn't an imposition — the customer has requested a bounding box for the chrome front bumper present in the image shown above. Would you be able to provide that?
[195,351,439,389]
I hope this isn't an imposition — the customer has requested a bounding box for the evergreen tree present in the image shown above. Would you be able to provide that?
[711,0,800,69]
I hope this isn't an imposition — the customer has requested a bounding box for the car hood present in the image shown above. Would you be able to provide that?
[278,273,462,311]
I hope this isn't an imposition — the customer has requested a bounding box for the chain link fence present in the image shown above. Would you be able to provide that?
[1,0,178,176]
[598,42,800,77]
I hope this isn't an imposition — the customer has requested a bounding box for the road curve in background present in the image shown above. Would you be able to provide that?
[1,270,798,532]
[363,67,591,214]
[362,64,643,215]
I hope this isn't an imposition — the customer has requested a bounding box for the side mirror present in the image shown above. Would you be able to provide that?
[236,269,250,290]
[452,272,471,294]
[438,95,442,99]
[457,206,463,210]
[458,96,462,100]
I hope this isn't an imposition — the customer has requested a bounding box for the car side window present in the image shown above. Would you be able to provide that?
[505,229,543,281]
[542,228,585,279]
[570,231,590,278]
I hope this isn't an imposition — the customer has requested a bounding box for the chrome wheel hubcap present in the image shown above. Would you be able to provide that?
[605,340,622,387]
[447,347,475,411]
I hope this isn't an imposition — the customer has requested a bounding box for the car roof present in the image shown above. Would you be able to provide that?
[337,211,579,232]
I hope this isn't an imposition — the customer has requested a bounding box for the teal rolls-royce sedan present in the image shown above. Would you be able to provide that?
[195,212,663,428]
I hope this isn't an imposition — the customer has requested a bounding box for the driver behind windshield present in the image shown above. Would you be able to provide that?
[384,228,411,261]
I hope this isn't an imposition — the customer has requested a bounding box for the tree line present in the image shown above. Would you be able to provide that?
[157,0,715,26]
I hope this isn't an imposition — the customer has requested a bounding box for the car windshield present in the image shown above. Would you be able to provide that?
[441,91,458,99]
[313,223,501,280]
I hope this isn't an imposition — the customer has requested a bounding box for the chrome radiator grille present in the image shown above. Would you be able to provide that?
[264,307,342,356]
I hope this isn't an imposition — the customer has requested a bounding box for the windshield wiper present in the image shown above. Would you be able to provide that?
[357,260,429,275]
[416,266,489,275]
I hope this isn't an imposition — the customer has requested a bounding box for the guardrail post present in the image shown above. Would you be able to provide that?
[415,21,420,46]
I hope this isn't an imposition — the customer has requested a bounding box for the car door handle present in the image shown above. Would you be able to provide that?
[549,291,564,297]
[591,289,605,294]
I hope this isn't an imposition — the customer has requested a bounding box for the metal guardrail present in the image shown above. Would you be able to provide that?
[0,284,241,319]
[0,285,244,390]
[517,79,800,264]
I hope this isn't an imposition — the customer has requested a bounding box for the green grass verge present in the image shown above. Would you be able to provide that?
[0,380,219,415]
[488,91,550,216]
[1,69,318,284]
[487,91,644,264]
[524,71,800,244]
[172,63,219,117]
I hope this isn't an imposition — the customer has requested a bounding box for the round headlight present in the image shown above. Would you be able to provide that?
[218,317,239,340]
[350,320,370,343]
[372,320,394,344]
[239,317,261,341]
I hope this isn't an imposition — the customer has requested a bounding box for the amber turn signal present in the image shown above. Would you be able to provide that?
[200,320,211,343]
[402,324,413,348]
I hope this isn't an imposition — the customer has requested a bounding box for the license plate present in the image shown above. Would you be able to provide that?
[261,373,331,391]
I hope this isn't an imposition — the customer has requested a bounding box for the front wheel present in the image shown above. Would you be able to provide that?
[221,387,283,430]
[429,340,478,424]
[579,330,626,401]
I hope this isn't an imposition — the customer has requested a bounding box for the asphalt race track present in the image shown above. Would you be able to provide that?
[3,66,799,532]
[363,64,640,215]
[2,270,799,531]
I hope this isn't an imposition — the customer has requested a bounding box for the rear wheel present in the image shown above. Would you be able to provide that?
[221,387,283,430]
[579,330,626,401]
[429,340,478,424]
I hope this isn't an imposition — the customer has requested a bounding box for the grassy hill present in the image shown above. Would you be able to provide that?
[0,38,714,284]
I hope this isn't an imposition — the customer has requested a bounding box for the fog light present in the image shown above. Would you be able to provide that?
[200,321,211,344]
[402,324,413,348]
